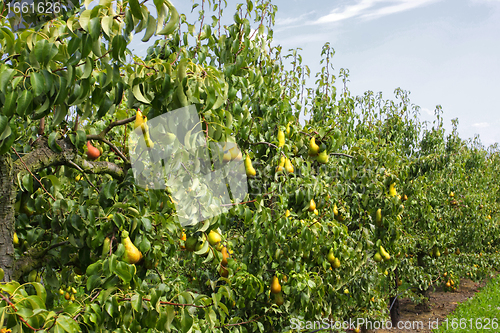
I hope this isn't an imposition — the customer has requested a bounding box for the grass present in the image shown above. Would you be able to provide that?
[434,274,500,333]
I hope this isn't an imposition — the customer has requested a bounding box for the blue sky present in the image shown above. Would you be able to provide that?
[131,0,500,147]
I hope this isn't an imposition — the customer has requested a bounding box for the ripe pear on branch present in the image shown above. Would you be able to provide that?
[134,109,154,148]
[308,137,320,156]
[245,155,256,177]
[317,150,329,164]
[121,230,143,264]
[375,208,382,227]
[308,199,316,212]
[271,276,281,294]
[276,156,285,172]
[284,158,294,173]
[87,141,101,160]
[277,129,285,147]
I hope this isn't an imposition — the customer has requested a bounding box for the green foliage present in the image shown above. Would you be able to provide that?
[1,0,499,332]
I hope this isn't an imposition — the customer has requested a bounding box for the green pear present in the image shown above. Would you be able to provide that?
[317,150,329,164]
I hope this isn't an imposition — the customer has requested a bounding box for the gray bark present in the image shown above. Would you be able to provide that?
[0,137,126,281]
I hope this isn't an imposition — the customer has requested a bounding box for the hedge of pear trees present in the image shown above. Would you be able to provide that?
[1,0,499,332]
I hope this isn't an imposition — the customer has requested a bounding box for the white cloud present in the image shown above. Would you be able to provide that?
[313,0,442,25]
[422,107,434,116]
[472,122,490,128]
[276,11,316,26]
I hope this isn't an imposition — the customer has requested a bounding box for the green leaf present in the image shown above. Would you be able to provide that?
[89,17,101,40]
[77,130,87,149]
[31,71,46,97]
[180,308,193,333]
[55,76,68,105]
[79,10,92,31]
[31,282,47,303]
[0,123,17,155]
[0,68,14,92]
[34,39,58,66]
[131,293,142,312]
[129,0,142,20]
[82,57,94,79]
[48,132,62,152]
[0,116,8,136]
[97,95,113,118]
[55,315,80,332]
[2,90,18,117]
[101,16,113,37]
[115,261,132,283]
[142,14,156,42]
[132,84,151,104]
[53,104,68,126]
[16,90,33,117]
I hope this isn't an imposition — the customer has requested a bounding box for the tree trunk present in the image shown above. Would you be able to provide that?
[0,154,16,281]
[0,137,125,282]
[390,268,400,327]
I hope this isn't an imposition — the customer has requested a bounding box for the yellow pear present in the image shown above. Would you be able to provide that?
[379,246,390,261]
[375,208,382,226]
[271,276,281,294]
[13,232,19,246]
[134,109,144,129]
[286,122,291,136]
[308,137,320,156]
[277,129,285,147]
[121,231,143,264]
[327,248,336,265]
[208,230,222,246]
[333,204,339,216]
[229,146,242,161]
[222,150,232,162]
[285,209,291,217]
[389,183,397,197]
[244,155,257,177]
[333,258,340,269]
[102,237,111,257]
[308,199,316,212]
[221,246,229,266]
[284,158,294,173]
[313,209,319,215]
[317,150,329,164]
[276,156,285,172]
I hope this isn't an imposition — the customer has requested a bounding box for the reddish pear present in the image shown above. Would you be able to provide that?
[87,141,101,160]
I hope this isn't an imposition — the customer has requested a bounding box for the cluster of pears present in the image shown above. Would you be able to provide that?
[430,247,441,258]
[276,155,294,173]
[308,137,328,164]
[327,248,341,269]
[373,245,391,262]
[222,143,242,162]
[308,198,319,215]
[443,272,456,291]
[134,109,154,148]
[58,285,78,302]
[271,276,284,306]
[275,127,294,173]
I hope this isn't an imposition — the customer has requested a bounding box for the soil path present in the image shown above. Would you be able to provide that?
[366,277,493,333]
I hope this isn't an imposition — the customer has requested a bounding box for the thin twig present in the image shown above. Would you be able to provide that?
[67,160,100,193]
[12,147,56,201]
